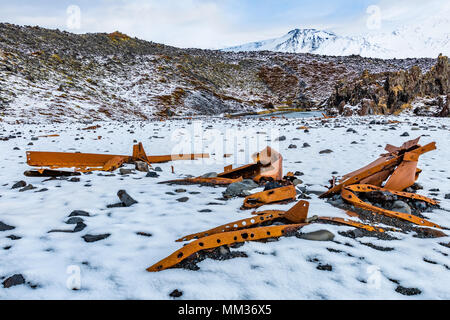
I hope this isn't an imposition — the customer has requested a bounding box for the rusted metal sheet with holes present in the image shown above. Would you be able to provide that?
[177,200,310,242]
[148,200,396,272]
[147,223,307,272]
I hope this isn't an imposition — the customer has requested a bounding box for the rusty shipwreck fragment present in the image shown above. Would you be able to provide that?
[320,137,446,231]
[160,146,283,186]
[26,142,209,173]
[147,200,390,272]
[242,185,297,209]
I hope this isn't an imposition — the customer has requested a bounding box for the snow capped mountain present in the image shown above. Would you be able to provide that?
[223,24,450,59]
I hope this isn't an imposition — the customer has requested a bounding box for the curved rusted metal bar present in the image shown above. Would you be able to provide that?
[176,201,310,242]
[147,223,307,272]
[341,186,443,229]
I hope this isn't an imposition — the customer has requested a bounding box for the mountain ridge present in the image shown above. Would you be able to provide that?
[223,25,450,59]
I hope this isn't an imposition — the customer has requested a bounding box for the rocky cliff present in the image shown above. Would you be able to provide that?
[328,55,449,117]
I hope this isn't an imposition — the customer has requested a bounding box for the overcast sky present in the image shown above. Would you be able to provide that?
[0,0,448,49]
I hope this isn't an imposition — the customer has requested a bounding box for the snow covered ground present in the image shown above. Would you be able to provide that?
[0,115,449,299]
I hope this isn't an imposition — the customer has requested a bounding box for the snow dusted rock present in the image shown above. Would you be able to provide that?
[69,210,90,217]
[0,221,15,232]
[169,289,183,298]
[82,234,111,243]
[135,161,149,172]
[66,217,84,224]
[145,171,159,178]
[119,168,134,175]
[19,184,35,192]
[201,172,218,178]
[392,201,412,215]
[2,274,25,288]
[11,180,26,189]
[223,179,259,198]
[298,230,335,241]
[117,190,138,207]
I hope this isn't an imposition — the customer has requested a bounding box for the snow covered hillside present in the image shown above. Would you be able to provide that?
[0,23,441,123]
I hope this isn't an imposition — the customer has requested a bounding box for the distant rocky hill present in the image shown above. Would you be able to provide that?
[0,23,445,123]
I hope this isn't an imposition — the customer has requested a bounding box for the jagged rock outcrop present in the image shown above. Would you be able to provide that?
[328,55,449,116]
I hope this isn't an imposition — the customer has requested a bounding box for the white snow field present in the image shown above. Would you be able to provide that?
[0,115,449,300]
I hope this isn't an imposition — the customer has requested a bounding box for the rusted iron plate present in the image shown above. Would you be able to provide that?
[320,157,399,198]
[26,151,127,169]
[385,137,421,154]
[26,143,210,172]
[217,163,260,179]
[176,211,286,242]
[37,134,60,138]
[283,200,309,223]
[340,156,392,182]
[383,160,418,191]
[242,185,297,209]
[359,168,395,186]
[147,223,307,272]
[217,147,283,182]
[82,125,101,130]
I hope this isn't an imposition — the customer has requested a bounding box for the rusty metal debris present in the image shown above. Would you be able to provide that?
[147,136,448,272]
[160,146,297,209]
[26,142,209,173]
[242,185,297,209]
[147,200,390,272]
[82,125,101,130]
[37,134,60,138]
[320,137,445,231]
[161,146,283,186]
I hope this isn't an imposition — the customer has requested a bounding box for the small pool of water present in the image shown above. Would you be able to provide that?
[245,110,324,119]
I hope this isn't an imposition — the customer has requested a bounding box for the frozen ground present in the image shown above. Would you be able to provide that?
[0,115,449,299]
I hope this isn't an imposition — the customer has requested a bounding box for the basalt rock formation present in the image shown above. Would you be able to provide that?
[328,55,449,116]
